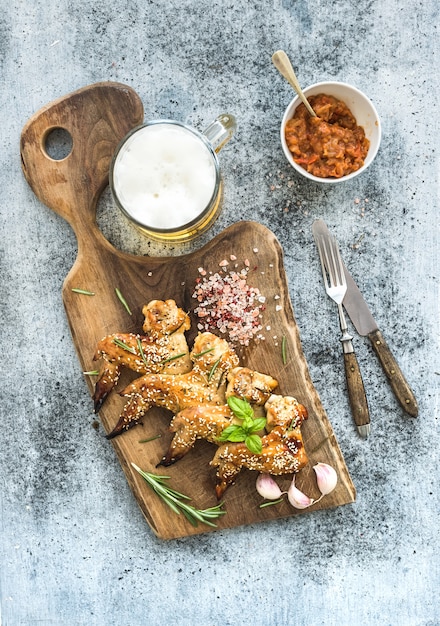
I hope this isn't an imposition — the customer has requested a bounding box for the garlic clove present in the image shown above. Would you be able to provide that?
[313,462,338,495]
[256,473,283,500]
[287,476,315,509]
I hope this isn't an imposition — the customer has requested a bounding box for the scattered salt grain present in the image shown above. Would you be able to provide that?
[192,263,266,346]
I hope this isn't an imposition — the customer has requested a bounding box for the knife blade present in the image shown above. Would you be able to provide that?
[342,264,418,417]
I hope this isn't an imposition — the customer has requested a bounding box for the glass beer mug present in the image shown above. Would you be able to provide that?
[109,114,236,242]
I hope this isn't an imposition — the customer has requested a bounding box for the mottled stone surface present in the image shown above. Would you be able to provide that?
[1,1,439,624]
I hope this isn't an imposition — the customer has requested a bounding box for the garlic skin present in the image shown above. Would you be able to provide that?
[313,463,338,495]
[287,476,315,509]
[256,473,283,500]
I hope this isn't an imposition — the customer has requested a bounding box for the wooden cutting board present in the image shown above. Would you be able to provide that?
[20,82,355,539]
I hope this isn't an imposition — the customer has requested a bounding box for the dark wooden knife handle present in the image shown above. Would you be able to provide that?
[368,329,418,417]
[343,351,370,433]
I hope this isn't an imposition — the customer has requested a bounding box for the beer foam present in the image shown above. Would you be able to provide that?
[112,123,217,230]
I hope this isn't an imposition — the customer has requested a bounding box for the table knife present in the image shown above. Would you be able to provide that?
[343,263,418,417]
[312,219,370,438]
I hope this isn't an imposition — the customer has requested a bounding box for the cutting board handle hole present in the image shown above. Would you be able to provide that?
[44,127,73,161]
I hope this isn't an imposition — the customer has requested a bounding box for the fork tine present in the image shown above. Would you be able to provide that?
[335,240,345,286]
[329,236,345,287]
[317,234,343,288]
[322,235,344,289]
[315,235,330,289]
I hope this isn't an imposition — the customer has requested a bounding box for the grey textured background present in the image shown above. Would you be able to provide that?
[1,1,439,625]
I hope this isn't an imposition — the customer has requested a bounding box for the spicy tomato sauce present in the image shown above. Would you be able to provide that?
[285,94,370,178]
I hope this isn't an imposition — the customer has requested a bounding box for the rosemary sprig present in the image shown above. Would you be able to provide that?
[131,464,226,527]
[259,497,284,508]
[160,352,187,365]
[281,336,287,365]
[192,348,215,358]
[72,288,95,296]
[113,337,137,354]
[139,434,162,444]
[115,287,132,315]
[136,338,150,369]
[208,357,222,382]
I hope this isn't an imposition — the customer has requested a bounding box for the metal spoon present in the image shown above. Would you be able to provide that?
[272,50,317,117]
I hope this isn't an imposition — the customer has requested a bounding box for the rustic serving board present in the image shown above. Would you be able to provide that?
[20,82,355,539]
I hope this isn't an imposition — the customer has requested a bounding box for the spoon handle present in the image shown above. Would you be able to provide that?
[272,50,317,117]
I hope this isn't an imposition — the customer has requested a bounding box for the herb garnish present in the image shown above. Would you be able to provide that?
[83,369,99,376]
[259,498,284,508]
[115,287,132,315]
[139,434,162,444]
[208,357,222,382]
[217,396,266,454]
[113,337,137,354]
[192,348,215,358]
[136,338,149,369]
[131,464,226,527]
[72,288,95,296]
[281,335,287,365]
[160,352,187,365]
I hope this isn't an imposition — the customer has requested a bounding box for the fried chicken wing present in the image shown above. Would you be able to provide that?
[210,394,309,498]
[106,332,240,439]
[225,367,278,405]
[211,423,308,499]
[161,368,279,465]
[264,394,308,431]
[160,405,234,466]
[92,300,191,412]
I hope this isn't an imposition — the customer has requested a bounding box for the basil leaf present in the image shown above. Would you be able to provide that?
[227,396,254,421]
[242,414,255,431]
[224,426,247,442]
[217,425,240,442]
[249,417,267,433]
[245,434,263,454]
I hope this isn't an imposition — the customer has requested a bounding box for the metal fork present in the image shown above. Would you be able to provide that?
[312,220,370,438]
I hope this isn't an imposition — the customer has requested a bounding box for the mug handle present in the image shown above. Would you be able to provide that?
[203,114,236,153]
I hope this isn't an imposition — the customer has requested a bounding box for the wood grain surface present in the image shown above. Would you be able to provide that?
[20,83,355,539]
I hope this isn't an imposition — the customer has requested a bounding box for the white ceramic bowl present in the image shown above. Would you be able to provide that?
[281,81,381,183]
